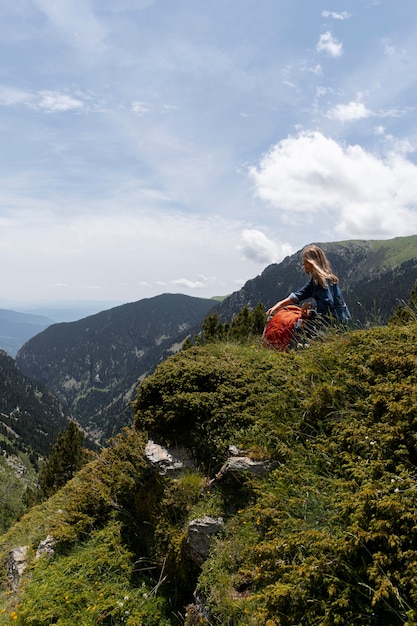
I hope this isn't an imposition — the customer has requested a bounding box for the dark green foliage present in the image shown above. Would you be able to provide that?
[389,280,417,325]
[133,341,285,470]
[0,350,68,458]
[201,310,227,342]
[199,303,266,344]
[33,421,88,502]
[0,460,26,534]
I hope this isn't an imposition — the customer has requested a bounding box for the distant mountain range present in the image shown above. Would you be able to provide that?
[0,301,124,357]
[0,310,53,358]
[14,235,417,444]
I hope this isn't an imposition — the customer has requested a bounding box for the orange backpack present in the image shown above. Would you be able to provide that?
[262,305,302,351]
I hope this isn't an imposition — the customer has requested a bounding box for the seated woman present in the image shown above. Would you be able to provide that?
[267,244,351,324]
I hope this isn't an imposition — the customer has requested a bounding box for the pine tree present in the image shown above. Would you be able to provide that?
[36,421,88,502]
[202,311,224,341]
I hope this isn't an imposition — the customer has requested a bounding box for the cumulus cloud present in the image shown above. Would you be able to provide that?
[317,32,343,57]
[237,229,293,264]
[249,131,417,239]
[326,101,372,122]
[322,11,351,20]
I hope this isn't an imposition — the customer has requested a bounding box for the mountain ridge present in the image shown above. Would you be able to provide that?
[15,235,417,442]
[213,236,417,323]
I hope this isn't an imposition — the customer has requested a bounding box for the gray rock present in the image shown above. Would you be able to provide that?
[219,455,271,476]
[144,439,196,476]
[8,546,28,591]
[185,516,224,565]
[35,535,56,559]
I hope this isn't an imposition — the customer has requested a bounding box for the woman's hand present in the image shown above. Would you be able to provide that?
[267,297,293,316]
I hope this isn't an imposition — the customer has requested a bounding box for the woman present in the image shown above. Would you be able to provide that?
[267,244,351,323]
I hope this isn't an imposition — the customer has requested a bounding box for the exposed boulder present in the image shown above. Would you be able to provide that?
[7,535,56,592]
[7,546,28,592]
[211,446,273,483]
[144,439,196,476]
[185,516,224,566]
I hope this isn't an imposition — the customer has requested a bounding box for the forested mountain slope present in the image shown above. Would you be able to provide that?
[0,349,70,534]
[2,303,417,624]
[16,293,216,442]
[0,350,69,460]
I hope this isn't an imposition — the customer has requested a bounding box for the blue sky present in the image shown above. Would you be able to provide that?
[1,0,417,307]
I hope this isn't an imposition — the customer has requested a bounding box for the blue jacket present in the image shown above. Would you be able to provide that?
[289,278,351,322]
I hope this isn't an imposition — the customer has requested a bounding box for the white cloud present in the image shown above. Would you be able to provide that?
[171,275,217,289]
[322,11,351,21]
[237,229,293,264]
[249,131,417,240]
[36,91,84,112]
[317,32,343,57]
[0,87,31,106]
[0,86,85,112]
[131,101,150,115]
[326,101,372,122]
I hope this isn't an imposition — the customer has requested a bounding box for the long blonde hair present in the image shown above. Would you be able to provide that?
[301,244,338,288]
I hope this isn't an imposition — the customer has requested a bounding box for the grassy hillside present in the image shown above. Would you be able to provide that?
[368,234,417,266]
[2,310,417,624]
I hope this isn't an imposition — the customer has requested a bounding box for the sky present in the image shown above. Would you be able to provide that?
[1,0,417,308]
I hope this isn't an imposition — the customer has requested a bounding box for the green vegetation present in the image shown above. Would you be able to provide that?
[369,235,417,266]
[29,421,90,504]
[2,298,417,623]
[0,457,28,535]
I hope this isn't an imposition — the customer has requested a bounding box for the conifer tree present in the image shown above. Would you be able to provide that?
[202,311,224,341]
[36,421,87,502]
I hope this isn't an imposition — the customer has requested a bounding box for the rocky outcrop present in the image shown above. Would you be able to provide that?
[144,440,196,476]
[7,546,28,592]
[7,536,56,592]
[185,516,224,566]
